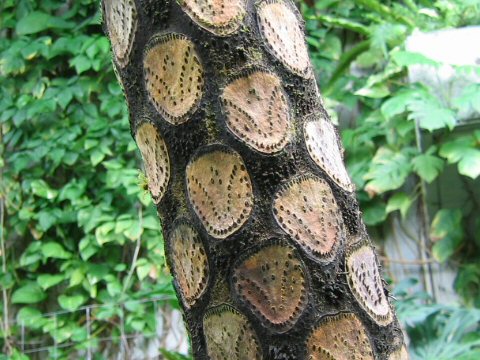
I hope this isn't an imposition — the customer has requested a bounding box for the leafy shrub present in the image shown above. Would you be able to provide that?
[0,0,177,357]
[303,0,480,304]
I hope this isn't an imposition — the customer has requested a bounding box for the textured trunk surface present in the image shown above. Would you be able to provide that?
[102,0,408,359]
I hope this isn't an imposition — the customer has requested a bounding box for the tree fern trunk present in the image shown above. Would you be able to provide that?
[102,0,408,359]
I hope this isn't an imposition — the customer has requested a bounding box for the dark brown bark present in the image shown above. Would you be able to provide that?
[102,0,408,359]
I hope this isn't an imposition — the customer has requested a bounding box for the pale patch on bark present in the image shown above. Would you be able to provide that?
[273,175,345,262]
[144,33,204,125]
[232,242,308,332]
[306,313,374,360]
[221,70,291,153]
[103,0,137,67]
[186,148,253,239]
[346,244,394,326]
[179,0,247,35]
[304,115,354,192]
[168,221,209,308]
[203,304,262,360]
[257,0,311,77]
[135,122,170,204]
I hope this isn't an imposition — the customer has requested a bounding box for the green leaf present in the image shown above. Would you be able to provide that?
[41,242,72,260]
[408,96,456,131]
[159,349,191,360]
[12,283,47,304]
[440,137,480,179]
[90,148,106,166]
[386,192,413,218]
[363,202,387,226]
[381,89,419,119]
[37,210,57,231]
[79,236,99,261]
[453,83,480,113]
[430,209,464,262]
[69,268,85,287]
[16,12,74,35]
[30,179,58,199]
[412,153,444,183]
[370,23,407,56]
[136,258,152,281]
[37,274,64,290]
[457,149,480,179]
[70,55,91,74]
[355,84,390,98]
[364,147,413,195]
[123,219,143,241]
[392,51,439,67]
[16,307,45,328]
[19,242,42,267]
[58,294,87,311]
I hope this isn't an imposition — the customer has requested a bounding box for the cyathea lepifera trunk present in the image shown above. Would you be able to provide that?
[102,0,409,359]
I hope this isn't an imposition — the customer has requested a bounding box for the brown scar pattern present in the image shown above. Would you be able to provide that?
[306,313,374,360]
[304,115,354,192]
[168,220,209,308]
[179,0,247,36]
[143,33,204,125]
[203,304,262,359]
[186,148,253,239]
[232,241,308,332]
[103,0,137,68]
[135,122,170,204]
[257,0,311,78]
[346,243,393,326]
[221,70,291,154]
[273,174,345,262]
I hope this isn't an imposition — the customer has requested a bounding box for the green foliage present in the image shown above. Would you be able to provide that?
[304,0,480,271]
[304,0,480,356]
[395,278,480,360]
[0,0,176,357]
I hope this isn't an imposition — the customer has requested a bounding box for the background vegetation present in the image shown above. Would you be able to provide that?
[1,0,479,359]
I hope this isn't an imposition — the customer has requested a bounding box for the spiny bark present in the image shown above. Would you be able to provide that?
[102,0,408,359]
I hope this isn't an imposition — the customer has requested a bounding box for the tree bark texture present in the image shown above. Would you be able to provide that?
[102,0,408,359]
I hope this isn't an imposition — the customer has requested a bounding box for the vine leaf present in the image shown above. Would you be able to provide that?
[364,147,413,196]
[386,192,413,218]
[430,209,463,263]
[440,136,480,179]
[412,152,444,183]
[12,283,47,304]
[408,96,456,131]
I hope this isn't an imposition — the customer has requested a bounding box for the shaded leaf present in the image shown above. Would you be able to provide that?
[12,283,46,304]
[430,209,463,262]
[58,294,87,311]
[412,153,444,183]
[386,192,413,218]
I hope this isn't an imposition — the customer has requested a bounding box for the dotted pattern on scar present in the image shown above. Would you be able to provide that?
[168,221,209,308]
[306,313,374,360]
[232,242,308,332]
[135,122,170,204]
[203,304,262,360]
[103,0,137,68]
[304,115,354,192]
[346,243,393,326]
[179,0,247,36]
[143,33,204,125]
[186,148,253,239]
[273,175,344,262]
[257,0,311,78]
[221,70,291,154]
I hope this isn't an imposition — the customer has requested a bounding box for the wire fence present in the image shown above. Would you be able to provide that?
[4,295,189,359]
